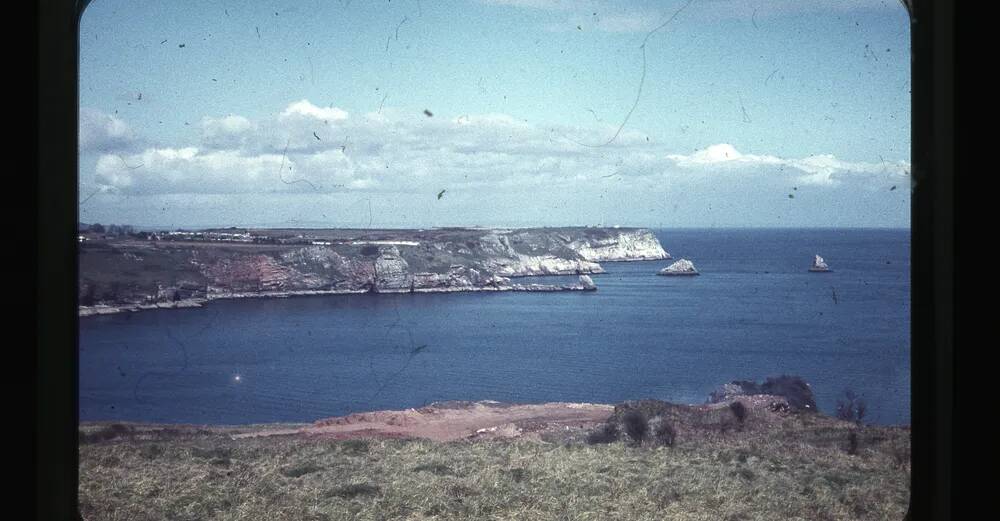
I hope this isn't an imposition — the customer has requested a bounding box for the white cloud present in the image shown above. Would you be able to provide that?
[79,108,137,152]
[280,100,349,122]
[200,115,256,149]
[666,143,910,186]
[88,101,908,198]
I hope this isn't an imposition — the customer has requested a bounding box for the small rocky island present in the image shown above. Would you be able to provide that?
[809,254,831,272]
[78,226,664,315]
[657,258,700,276]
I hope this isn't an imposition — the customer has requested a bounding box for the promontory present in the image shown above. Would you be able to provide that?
[78,226,670,315]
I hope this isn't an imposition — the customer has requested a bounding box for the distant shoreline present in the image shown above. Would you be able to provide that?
[78,281,598,317]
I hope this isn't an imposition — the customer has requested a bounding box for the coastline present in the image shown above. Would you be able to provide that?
[79,226,666,317]
[78,280,598,317]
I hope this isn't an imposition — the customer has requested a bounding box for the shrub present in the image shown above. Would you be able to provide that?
[585,423,619,445]
[846,431,859,455]
[729,401,748,427]
[622,410,648,445]
[648,415,676,447]
[836,390,868,425]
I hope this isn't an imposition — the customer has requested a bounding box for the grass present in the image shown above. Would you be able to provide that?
[79,418,910,520]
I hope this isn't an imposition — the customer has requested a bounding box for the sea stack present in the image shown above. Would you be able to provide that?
[809,255,831,272]
[658,259,699,276]
[578,274,597,291]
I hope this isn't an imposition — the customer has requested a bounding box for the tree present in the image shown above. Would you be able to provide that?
[836,390,868,426]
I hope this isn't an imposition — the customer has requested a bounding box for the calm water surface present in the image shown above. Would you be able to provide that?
[80,229,910,425]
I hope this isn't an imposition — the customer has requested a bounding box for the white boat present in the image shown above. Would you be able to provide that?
[809,255,831,272]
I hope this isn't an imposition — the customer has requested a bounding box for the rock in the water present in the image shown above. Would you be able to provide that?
[658,258,699,276]
[809,254,831,272]
[578,274,596,290]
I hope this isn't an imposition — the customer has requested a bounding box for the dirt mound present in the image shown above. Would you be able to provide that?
[237,401,613,442]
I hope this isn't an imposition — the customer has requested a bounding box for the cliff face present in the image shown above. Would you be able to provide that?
[79,227,668,312]
[566,228,671,262]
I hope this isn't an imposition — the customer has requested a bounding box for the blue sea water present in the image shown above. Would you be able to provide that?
[79,228,911,425]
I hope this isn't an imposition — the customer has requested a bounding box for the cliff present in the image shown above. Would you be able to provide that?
[79,227,667,314]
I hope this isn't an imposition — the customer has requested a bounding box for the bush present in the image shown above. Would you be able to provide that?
[729,401,748,427]
[585,423,619,444]
[648,415,676,446]
[846,431,859,455]
[622,410,648,444]
[836,390,868,425]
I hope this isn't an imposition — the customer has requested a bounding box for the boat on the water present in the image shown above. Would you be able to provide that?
[809,255,831,272]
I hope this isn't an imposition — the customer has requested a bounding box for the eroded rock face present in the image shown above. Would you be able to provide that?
[204,255,294,293]
[568,229,671,261]
[485,254,605,277]
[373,247,412,291]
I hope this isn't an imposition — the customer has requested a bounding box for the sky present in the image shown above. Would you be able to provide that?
[78,0,911,229]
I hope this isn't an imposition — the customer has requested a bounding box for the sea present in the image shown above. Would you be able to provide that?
[79,228,911,426]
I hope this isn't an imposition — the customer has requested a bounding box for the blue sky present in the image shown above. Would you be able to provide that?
[79,0,910,228]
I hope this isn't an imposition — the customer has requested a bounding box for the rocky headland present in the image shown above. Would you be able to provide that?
[79,227,667,315]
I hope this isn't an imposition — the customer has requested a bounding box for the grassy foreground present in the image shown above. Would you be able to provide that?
[79,416,909,521]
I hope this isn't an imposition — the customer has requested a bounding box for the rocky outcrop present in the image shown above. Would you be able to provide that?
[373,247,412,291]
[707,376,817,412]
[658,259,699,276]
[809,254,831,272]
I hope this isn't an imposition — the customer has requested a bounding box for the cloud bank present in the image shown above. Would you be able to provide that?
[87,99,908,200]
